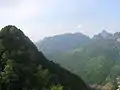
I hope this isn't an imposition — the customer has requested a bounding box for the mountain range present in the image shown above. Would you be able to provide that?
[36,30,120,89]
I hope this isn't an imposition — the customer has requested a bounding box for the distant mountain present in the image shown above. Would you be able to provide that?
[114,32,120,42]
[36,30,120,88]
[36,33,91,55]
[93,30,114,40]
[0,25,90,90]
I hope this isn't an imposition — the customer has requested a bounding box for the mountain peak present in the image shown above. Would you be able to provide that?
[100,30,112,38]
[1,25,23,35]
[1,25,17,32]
[2,25,17,29]
[93,30,113,40]
[101,29,108,34]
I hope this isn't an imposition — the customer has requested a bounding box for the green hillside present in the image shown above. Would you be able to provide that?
[0,25,90,90]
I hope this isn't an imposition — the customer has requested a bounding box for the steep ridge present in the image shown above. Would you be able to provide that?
[0,25,90,90]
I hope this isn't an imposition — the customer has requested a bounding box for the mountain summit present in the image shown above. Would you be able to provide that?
[93,30,113,40]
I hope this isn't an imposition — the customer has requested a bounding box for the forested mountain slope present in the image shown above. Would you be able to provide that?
[0,25,90,90]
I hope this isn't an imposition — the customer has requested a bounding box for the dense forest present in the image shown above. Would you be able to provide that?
[0,25,91,90]
[36,30,120,89]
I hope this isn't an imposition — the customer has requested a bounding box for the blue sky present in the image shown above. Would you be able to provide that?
[0,0,120,41]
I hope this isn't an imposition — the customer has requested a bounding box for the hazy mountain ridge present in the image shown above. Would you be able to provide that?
[36,32,91,55]
[36,30,120,88]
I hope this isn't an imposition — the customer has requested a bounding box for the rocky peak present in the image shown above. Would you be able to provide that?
[114,32,120,43]
[114,32,120,39]
[100,30,113,39]
[93,30,113,40]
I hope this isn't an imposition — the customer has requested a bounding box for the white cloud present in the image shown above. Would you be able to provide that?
[76,24,82,29]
